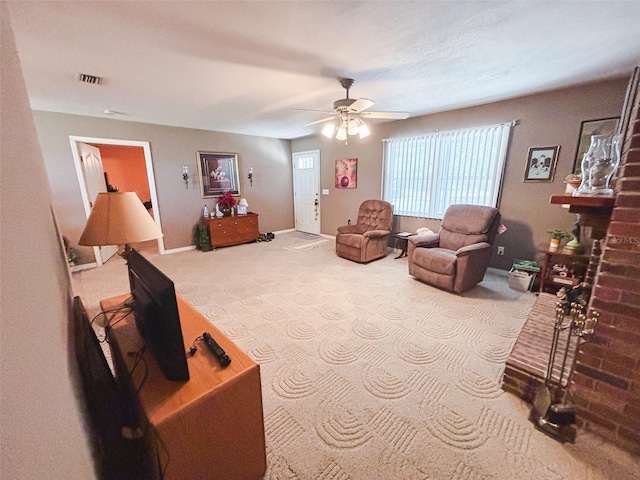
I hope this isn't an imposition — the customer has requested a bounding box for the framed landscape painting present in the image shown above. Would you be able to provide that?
[197,151,240,198]
[524,146,559,182]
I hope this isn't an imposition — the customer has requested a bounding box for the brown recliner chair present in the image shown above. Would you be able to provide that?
[408,204,501,293]
[336,200,393,263]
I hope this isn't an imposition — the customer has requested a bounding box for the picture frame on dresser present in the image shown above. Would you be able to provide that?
[197,151,241,198]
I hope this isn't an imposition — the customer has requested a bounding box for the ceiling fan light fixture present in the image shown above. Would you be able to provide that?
[347,118,359,136]
[321,123,335,138]
[336,125,347,141]
[359,122,371,138]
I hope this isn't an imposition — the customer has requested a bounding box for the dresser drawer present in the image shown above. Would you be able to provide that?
[204,213,259,248]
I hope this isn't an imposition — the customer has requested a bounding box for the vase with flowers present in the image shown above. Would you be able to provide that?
[217,191,236,217]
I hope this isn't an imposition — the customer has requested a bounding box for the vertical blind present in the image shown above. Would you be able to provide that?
[382,123,512,219]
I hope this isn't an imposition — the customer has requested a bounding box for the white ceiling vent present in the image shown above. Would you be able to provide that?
[77,73,101,85]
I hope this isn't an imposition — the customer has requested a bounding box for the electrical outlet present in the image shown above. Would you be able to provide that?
[497,246,505,256]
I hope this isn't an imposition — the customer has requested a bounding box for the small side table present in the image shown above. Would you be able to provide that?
[393,233,411,259]
[537,247,589,293]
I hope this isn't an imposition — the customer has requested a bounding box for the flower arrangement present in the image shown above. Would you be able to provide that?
[217,191,237,208]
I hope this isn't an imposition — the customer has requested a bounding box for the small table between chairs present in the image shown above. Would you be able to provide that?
[393,232,412,259]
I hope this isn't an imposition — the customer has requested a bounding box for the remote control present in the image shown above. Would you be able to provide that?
[202,332,231,367]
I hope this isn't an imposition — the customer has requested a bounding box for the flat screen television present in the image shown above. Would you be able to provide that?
[127,249,190,382]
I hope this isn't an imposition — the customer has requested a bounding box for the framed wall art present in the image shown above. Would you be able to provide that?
[524,146,559,182]
[335,158,357,189]
[196,151,240,198]
[572,117,619,174]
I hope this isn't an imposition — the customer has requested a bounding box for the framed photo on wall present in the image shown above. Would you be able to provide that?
[524,146,559,182]
[572,117,619,174]
[335,158,357,189]
[196,151,240,198]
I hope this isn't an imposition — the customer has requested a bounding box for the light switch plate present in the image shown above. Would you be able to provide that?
[322,189,329,195]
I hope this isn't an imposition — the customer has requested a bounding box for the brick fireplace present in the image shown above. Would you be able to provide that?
[503,68,640,454]
[571,70,640,454]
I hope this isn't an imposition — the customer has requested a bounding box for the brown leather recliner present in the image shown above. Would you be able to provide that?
[336,200,393,263]
[408,204,501,293]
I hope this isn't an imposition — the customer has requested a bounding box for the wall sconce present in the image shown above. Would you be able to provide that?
[248,167,253,186]
[182,165,189,189]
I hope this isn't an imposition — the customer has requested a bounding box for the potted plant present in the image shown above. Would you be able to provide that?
[548,229,569,251]
[217,191,236,217]
[192,223,212,251]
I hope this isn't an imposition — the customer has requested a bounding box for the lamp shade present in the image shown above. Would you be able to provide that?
[238,198,249,207]
[79,192,163,247]
[321,123,335,138]
[359,122,371,138]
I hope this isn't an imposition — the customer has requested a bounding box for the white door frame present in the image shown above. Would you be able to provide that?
[70,135,165,265]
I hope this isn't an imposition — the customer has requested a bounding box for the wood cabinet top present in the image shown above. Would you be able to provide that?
[102,294,258,425]
[202,212,258,222]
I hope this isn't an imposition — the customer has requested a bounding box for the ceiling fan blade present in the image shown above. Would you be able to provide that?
[360,111,410,120]
[293,108,335,114]
[348,98,375,113]
[304,116,336,126]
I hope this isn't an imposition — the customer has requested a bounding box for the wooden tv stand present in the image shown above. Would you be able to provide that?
[101,294,266,480]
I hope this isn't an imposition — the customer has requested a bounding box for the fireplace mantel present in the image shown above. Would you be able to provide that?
[549,195,615,239]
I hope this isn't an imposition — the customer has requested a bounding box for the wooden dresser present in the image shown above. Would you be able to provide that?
[202,213,259,248]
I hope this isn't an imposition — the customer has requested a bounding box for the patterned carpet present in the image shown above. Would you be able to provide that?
[72,232,640,479]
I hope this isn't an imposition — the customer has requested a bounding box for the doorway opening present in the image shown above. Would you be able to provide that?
[70,136,165,266]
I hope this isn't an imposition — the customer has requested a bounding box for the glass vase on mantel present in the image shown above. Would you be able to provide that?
[573,133,622,197]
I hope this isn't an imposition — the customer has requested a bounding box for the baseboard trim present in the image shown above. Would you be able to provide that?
[163,245,196,255]
[70,262,98,272]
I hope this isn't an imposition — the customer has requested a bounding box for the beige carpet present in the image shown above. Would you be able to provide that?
[72,232,640,479]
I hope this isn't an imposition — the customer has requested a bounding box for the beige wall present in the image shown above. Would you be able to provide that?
[1,3,96,477]
[30,75,627,270]
[293,77,628,269]
[32,113,294,262]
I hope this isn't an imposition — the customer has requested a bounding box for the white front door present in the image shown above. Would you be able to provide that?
[78,142,118,264]
[292,150,320,235]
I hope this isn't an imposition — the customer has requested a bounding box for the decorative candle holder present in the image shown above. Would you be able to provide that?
[573,134,621,197]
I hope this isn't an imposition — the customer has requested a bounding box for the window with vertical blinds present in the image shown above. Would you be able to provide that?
[382,123,512,219]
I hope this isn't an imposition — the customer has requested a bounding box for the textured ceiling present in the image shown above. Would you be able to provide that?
[7,1,640,140]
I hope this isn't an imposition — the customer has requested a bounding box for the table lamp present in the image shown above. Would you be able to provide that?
[237,198,249,215]
[79,192,163,259]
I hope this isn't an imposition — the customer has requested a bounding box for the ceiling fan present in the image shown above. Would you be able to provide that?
[296,78,410,142]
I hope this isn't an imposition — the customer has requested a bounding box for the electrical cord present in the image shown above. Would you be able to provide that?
[92,295,133,327]
[124,344,149,395]
[103,307,134,341]
[187,335,204,356]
